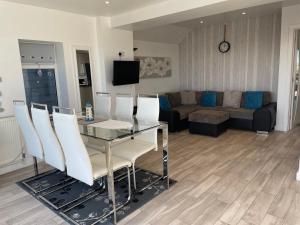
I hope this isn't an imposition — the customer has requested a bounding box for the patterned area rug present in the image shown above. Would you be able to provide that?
[17,169,175,225]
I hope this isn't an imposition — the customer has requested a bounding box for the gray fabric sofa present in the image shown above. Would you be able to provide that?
[159,90,276,134]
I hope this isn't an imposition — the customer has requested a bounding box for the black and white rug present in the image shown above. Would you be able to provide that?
[17,169,175,225]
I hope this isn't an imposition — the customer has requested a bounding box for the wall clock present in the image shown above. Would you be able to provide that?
[219,24,231,53]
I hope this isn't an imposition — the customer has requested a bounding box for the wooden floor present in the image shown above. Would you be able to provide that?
[1,128,300,225]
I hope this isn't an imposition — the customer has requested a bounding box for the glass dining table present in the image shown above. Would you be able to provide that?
[77,117,169,224]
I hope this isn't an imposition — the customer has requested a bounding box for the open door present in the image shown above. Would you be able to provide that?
[75,50,94,111]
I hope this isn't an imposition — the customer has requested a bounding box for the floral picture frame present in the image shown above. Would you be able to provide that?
[134,56,171,79]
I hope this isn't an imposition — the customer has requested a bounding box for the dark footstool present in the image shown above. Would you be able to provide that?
[189,110,230,137]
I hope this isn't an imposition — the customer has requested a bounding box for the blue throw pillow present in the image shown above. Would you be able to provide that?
[201,91,217,107]
[244,91,263,109]
[159,95,171,111]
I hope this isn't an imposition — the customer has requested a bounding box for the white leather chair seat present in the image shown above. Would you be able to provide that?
[111,139,156,163]
[90,153,131,179]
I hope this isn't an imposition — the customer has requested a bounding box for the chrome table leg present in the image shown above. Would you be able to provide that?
[132,163,137,190]
[162,124,169,189]
[105,142,117,224]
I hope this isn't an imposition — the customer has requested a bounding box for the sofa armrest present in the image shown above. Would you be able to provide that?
[159,109,181,132]
[253,103,277,132]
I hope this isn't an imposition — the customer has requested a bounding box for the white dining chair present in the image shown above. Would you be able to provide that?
[13,100,43,176]
[112,95,159,191]
[52,107,132,222]
[31,103,65,172]
[115,94,134,120]
[94,92,111,118]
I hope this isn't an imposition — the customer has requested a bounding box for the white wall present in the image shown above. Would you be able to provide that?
[179,12,281,101]
[0,0,100,117]
[96,17,135,110]
[0,1,100,172]
[277,3,300,132]
[134,40,180,94]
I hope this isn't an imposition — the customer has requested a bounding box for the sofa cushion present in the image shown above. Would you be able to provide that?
[181,91,196,105]
[241,91,271,108]
[189,110,229,125]
[173,105,199,120]
[166,92,181,107]
[159,95,171,111]
[222,107,255,120]
[216,92,224,106]
[195,91,203,104]
[201,91,217,107]
[194,106,222,111]
[263,92,271,106]
[223,91,242,108]
[244,91,263,109]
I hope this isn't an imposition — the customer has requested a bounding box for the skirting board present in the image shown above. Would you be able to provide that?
[0,157,35,175]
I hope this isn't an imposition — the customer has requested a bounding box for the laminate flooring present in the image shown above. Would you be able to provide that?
[1,128,300,225]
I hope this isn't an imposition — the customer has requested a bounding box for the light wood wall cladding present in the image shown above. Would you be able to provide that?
[179,13,281,100]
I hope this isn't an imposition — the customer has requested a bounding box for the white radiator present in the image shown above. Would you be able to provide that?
[0,117,23,167]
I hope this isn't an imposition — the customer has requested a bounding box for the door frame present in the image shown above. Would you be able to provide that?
[72,46,96,112]
[289,29,300,130]
[19,41,62,108]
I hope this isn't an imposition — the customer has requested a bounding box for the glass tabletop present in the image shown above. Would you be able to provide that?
[78,116,162,141]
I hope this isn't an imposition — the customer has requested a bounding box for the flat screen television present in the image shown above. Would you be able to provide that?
[113,60,140,86]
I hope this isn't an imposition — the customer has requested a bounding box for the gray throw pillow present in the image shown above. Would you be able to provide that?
[166,92,181,107]
[223,91,242,108]
[181,91,196,105]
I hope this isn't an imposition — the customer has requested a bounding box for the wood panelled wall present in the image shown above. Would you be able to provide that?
[179,13,281,100]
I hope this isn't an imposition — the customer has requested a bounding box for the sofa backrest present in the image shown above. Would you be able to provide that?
[163,90,272,108]
[195,91,223,106]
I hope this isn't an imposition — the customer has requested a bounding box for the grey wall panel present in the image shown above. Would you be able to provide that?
[179,13,281,100]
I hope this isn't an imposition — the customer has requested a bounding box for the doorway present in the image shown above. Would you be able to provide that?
[290,30,300,129]
[19,41,59,114]
[75,50,93,111]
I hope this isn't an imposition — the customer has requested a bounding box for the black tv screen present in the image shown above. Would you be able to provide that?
[113,61,140,86]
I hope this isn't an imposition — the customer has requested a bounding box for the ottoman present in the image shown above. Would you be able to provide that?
[189,110,230,137]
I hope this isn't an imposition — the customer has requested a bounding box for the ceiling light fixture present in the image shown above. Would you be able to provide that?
[105,1,110,5]
[200,20,204,24]
[242,12,246,15]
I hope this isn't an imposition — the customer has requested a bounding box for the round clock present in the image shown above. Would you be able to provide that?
[219,41,231,53]
[219,24,231,53]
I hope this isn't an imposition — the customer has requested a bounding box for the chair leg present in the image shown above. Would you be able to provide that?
[61,166,132,225]
[126,166,131,203]
[132,163,137,190]
[33,156,38,176]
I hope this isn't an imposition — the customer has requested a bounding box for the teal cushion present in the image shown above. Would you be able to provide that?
[201,91,217,107]
[159,95,171,111]
[244,91,263,109]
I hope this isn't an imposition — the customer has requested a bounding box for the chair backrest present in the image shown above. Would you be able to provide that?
[31,103,65,171]
[13,101,44,160]
[52,108,94,186]
[115,95,134,120]
[136,95,160,122]
[135,95,159,149]
[94,92,111,118]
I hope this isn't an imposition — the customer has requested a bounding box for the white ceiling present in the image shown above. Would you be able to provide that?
[175,2,282,29]
[134,25,190,44]
[133,2,282,44]
[114,0,284,31]
[4,0,168,16]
